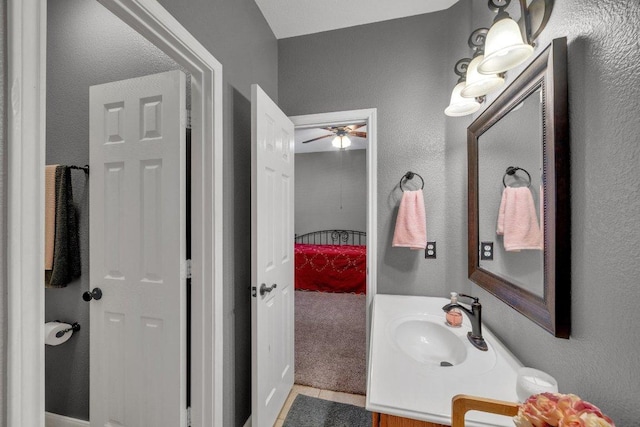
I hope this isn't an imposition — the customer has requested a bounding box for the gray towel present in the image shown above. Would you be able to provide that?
[47,166,81,287]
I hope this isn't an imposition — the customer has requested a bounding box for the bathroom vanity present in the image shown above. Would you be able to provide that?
[366,295,522,427]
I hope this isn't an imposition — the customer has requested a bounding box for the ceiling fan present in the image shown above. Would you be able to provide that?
[301,123,367,148]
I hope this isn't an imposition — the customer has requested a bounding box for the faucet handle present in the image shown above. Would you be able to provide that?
[459,294,480,304]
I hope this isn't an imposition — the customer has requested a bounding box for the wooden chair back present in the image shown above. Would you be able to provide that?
[451,395,519,427]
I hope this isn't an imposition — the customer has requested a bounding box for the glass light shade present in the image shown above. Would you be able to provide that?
[460,55,505,98]
[444,82,482,117]
[478,17,534,74]
[332,135,351,148]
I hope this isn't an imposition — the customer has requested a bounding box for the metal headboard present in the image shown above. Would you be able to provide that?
[294,230,366,246]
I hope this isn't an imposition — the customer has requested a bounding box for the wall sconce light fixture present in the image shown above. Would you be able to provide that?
[444,0,553,117]
[460,28,505,98]
[445,58,483,117]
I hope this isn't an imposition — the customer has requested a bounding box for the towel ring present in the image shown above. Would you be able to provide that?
[502,166,531,188]
[400,171,424,192]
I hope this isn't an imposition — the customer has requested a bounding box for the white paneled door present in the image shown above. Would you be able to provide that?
[251,84,295,427]
[89,70,187,427]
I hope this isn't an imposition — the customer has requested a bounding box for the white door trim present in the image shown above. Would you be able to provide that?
[6,1,224,426]
[45,412,90,427]
[289,108,378,355]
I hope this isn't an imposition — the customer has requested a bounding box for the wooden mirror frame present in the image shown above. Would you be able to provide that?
[468,37,570,338]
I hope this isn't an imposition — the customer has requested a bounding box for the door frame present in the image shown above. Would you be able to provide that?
[290,108,378,353]
[6,1,224,426]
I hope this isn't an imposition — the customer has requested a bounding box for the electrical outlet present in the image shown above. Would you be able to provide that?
[425,241,437,259]
[480,241,493,260]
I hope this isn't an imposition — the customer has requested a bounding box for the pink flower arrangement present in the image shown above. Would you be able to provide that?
[513,393,615,427]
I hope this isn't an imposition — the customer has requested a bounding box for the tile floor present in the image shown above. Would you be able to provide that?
[274,384,367,426]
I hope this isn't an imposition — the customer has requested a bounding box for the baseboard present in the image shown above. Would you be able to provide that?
[243,415,252,427]
[45,412,90,427]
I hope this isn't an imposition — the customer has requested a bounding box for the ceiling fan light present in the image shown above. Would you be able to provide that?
[445,82,482,117]
[332,135,351,148]
[478,17,533,74]
[460,55,505,98]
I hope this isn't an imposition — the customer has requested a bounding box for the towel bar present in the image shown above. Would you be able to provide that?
[399,171,424,191]
[69,164,90,173]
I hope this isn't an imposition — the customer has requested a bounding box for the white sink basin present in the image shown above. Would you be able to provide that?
[385,313,497,376]
[389,316,467,366]
[367,295,522,427]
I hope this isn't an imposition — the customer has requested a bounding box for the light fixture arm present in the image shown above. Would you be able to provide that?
[524,0,554,42]
[519,0,533,45]
[454,58,472,83]
[488,0,512,20]
[468,28,489,56]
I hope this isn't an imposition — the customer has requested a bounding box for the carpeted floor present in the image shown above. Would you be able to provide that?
[283,394,371,427]
[295,291,367,395]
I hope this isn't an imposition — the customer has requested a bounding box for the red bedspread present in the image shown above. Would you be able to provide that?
[294,244,366,294]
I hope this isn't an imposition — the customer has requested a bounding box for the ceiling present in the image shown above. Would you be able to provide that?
[295,125,368,154]
[255,0,460,39]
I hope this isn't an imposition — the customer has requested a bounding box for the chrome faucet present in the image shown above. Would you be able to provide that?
[442,294,488,351]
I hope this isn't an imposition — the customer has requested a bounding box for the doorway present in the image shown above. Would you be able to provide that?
[291,109,378,313]
[290,108,377,403]
[249,103,377,426]
[6,0,223,425]
[45,4,189,423]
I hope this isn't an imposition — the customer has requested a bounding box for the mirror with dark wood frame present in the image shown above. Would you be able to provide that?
[468,37,570,338]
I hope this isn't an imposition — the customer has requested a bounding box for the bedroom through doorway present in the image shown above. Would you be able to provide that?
[291,117,370,403]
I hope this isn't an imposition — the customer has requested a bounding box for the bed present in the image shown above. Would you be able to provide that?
[294,230,367,294]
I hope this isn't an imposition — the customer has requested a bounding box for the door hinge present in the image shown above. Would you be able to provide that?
[184,108,192,129]
[186,406,191,427]
[185,259,192,279]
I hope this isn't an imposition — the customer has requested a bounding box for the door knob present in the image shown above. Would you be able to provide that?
[82,287,103,302]
[259,283,277,296]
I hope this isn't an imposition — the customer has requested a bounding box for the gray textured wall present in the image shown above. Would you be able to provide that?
[295,150,367,235]
[280,1,470,298]
[46,0,181,419]
[461,1,640,424]
[0,1,6,426]
[153,1,277,426]
[281,0,640,424]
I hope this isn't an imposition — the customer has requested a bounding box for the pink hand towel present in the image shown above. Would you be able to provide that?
[496,186,543,251]
[392,190,427,250]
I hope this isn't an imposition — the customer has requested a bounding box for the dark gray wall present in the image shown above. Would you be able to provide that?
[280,1,470,298]
[0,1,6,426]
[153,1,277,426]
[282,0,640,424]
[46,0,181,420]
[295,150,366,235]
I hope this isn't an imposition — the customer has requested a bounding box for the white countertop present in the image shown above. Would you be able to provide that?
[366,294,522,427]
